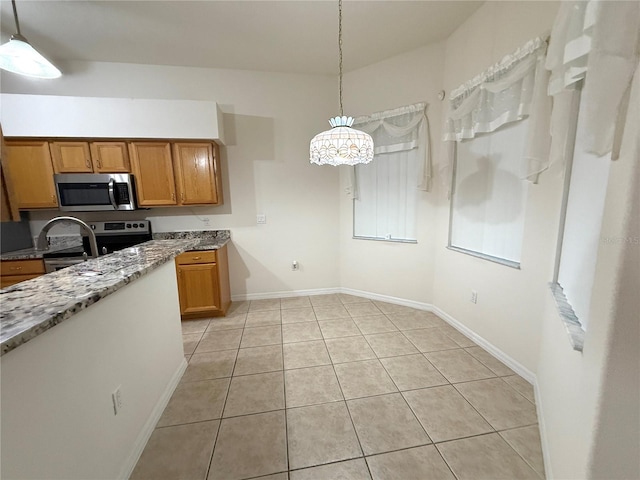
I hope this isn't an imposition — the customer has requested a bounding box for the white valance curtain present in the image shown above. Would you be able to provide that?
[546,0,640,160]
[443,37,552,183]
[347,102,431,198]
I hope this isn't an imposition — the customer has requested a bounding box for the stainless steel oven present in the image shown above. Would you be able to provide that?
[54,173,137,212]
[43,220,152,273]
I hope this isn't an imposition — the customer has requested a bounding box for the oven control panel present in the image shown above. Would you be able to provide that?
[88,220,151,235]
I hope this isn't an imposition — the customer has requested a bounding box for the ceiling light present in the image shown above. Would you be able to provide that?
[310,0,373,166]
[0,0,61,79]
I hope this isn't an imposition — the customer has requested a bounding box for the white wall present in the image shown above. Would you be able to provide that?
[341,2,560,372]
[536,62,640,480]
[340,42,445,303]
[1,262,185,479]
[433,1,560,373]
[1,62,339,298]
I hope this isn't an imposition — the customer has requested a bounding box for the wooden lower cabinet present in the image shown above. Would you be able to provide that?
[175,245,231,319]
[1,259,46,288]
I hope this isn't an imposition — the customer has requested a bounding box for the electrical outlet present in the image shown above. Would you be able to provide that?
[470,290,478,304]
[291,260,299,271]
[257,214,266,224]
[112,386,123,415]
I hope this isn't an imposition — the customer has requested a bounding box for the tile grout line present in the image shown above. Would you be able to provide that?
[174,296,543,480]
[279,305,291,476]
[203,314,246,480]
[333,298,375,480]
[497,429,547,480]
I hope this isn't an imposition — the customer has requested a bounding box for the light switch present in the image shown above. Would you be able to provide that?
[257,214,266,224]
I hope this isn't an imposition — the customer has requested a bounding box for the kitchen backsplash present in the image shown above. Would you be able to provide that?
[0,215,33,253]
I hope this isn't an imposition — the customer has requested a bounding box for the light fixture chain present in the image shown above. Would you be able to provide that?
[338,0,343,117]
[11,0,21,35]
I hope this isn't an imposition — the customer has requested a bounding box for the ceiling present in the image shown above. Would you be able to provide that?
[0,1,482,75]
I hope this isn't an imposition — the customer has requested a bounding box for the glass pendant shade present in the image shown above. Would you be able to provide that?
[0,34,61,79]
[310,116,374,166]
[309,0,374,167]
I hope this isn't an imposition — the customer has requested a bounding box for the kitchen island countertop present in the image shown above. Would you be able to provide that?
[0,238,203,356]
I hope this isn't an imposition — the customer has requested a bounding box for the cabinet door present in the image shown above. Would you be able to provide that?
[176,263,221,316]
[129,142,177,206]
[90,142,131,173]
[0,128,20,221]
[0,168,14,221]
[3,141,58,209]
[173,142,221,205]
[50,142,93,173]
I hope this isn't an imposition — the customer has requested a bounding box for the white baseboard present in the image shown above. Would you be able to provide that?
[235,286,535,381]
[232,286,550,474]
[119,358,188,479]
[533,379,553,479]
[430,306,536,384]
[231,287,341,301]
[340,287,436,311]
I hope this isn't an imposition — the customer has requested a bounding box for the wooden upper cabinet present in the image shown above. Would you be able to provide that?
[3,141,58,209]
[90,142,130,173]
[173,142,222,205]
[51,141,131,173]
[0,167,19,221]
[129,142,177,206]
[50,141,93,173]
[0,127,20,221]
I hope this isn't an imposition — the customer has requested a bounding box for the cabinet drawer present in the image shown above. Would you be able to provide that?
[1,259,46,276]
[1,274,43,288]
[176,251,217,265]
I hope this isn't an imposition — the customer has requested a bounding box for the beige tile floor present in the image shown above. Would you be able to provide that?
[131,294,545,480]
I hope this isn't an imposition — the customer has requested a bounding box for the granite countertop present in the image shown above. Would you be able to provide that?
[0,236,84,261]
[1,230,231,260]
[0,238,201,356]
[152,230,230,250]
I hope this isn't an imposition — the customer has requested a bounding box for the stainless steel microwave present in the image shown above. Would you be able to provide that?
[54,173,137,211]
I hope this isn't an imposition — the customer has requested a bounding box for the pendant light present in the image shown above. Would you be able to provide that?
[0,0,61,79]
[310,0,373,166]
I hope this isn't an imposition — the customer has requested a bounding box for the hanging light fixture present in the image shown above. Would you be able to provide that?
[310,0,373,166]
[0,0,61,79]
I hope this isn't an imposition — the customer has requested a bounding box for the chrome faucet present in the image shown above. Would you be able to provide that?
[36,216,99,258]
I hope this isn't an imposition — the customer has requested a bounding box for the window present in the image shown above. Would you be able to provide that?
[449,119,530,266]
[553,87,611,332]
[351,103,429,242]
[442,37,549,267]
[544,0,638,344]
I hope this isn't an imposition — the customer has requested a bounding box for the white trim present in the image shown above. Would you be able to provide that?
[430,305,536,384]
[119,358,188,480]
[235,286,535,382]
[534,379,554,480]
[231,287,341,302]
[228,286,548,473]
[340,287,435,312]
